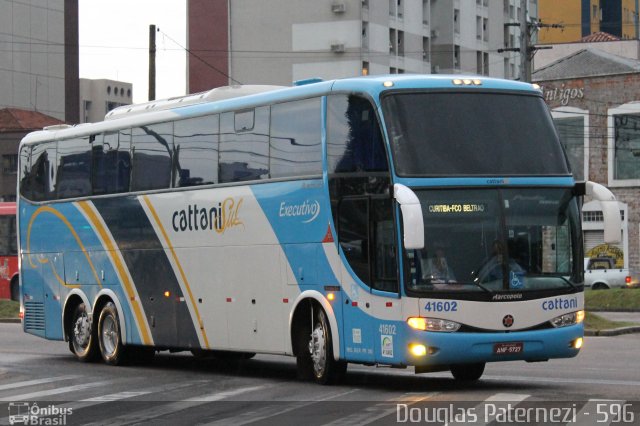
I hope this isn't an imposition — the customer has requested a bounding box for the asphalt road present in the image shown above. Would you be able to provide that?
[1,323,639,425]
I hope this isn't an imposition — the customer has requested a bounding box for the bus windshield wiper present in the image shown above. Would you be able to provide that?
[470,279,493,294]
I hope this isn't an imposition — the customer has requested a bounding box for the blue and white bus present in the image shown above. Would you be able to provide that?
[18,75,621,384]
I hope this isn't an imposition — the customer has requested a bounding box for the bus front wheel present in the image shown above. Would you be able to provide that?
[450,362,485,381]
[98,302,126,365]
[299,308,346,385]
[68,303,99,362]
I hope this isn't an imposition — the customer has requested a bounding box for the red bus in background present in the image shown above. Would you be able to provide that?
[0,202,18,300]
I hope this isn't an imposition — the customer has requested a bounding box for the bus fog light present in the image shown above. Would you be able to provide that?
[571,337,584,349]
[409,344,427,357]
[550,311,583,328]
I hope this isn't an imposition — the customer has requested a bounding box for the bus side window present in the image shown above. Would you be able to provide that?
[338,198,370,285]
[173,115,219,187]
[23,141,57,201]
[93,131,131,195]
[57,137,91,199]
[372,198,398,292]
[131,123,173,191]
[270,98,322,179]
[327,95,388,174]
[219,106,269,183]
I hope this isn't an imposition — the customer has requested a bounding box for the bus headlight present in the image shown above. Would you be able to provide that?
[407,317,461,332]
[550,310,585,328]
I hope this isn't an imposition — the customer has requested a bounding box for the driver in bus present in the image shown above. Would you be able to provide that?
[477,240,524,282]
[422,247,457,283]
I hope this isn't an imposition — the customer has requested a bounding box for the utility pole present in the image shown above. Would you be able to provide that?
[149,24,156,101]
[519,0,530,82]
[498,1,562,82]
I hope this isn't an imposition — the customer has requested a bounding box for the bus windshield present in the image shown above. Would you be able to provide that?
[382,91,570,177]
[406,188,582,295]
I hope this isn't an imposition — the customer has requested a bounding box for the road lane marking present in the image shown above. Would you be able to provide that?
[83,384,268,426]
[0,381,111,401]
[0,375,81,392]
[482,374,640,387]
[202,388,362,426]
[320,392,439,426]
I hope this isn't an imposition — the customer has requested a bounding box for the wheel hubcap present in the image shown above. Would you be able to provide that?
[101,315,118,356]
[309,322,326,377]
[73,313,90,351]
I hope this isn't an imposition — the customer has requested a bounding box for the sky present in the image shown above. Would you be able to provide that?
[79,0,187,104]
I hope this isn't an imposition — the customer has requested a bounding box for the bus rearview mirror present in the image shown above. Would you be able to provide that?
[394,184,424,250]
[584,181,621,244]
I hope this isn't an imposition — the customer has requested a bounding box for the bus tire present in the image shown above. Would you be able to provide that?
[68,303,99,362]
[97,302,126,366]
[450,362,485,381]
[308,308,346,385]
[9,277,19,301]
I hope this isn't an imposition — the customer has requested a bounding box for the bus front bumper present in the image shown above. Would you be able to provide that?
[404,324,583,368]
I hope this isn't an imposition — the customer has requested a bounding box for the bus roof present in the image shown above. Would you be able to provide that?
[19,74,541,146]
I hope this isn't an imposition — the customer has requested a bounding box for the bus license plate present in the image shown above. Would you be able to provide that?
[493,342,523,355]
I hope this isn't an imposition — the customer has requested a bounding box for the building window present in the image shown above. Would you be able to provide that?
[552,107,588,181]
[454,45,460,69]
[454,9,460,34]
[612,113,640,180]
[2,155,17,175]
[583,211,603,222]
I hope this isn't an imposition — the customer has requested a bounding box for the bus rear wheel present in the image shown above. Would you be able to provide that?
[450,362,485,381]
[98,302,126,365]
[68,303,98,362]
[303,308,346,385]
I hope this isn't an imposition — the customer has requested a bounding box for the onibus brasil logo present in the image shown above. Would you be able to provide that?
[8,402,72,425]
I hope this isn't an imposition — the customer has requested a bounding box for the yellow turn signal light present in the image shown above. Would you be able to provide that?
[576,310,585,324]
[407,317,427,331]
[327,292,335,301]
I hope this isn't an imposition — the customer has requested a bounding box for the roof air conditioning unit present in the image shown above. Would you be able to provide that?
[331,43,346,53]
[332,3,346,13]
[431,29,439,38]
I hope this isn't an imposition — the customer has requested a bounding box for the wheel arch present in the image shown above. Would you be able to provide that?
[289,290,340,361]
[62,289,91,342]
[92,289,129,345]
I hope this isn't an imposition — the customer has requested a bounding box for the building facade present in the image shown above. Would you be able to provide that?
[187,0,536,91]
[538,0,639,44]
[0,108,63,201]
[79,79,133,124]
[533,48,640,276]
[0,0,79,123]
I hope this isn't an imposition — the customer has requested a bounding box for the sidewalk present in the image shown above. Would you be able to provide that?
[586,311,640,336]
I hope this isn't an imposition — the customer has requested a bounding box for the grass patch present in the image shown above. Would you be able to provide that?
[584,312,637,331]
[0,299,19,318]
[585,288,640,311]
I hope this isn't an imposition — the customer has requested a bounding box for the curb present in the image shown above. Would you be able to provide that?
[0,318,20,324]
[585,326,640,336]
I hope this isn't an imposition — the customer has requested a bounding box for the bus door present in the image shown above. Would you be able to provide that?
[338,197,398,363]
